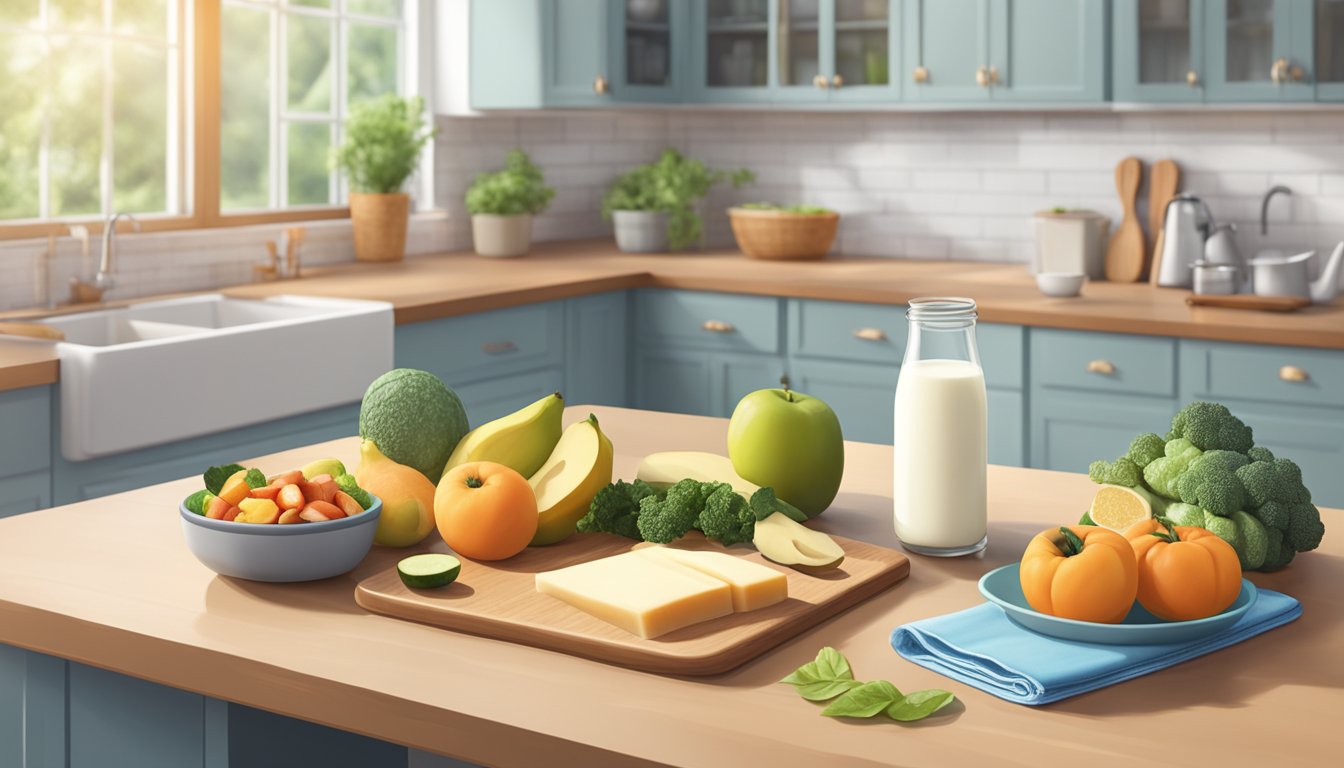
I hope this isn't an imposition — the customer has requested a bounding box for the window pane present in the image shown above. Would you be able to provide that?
[49,0,102,30]
[221,4,271,210]
[48,36,103,217]
[0,31,42,219]
[113,0,169,39]
[287,13,332,112]
[349,0,400,18]
[291,0,331,8]
[112,41,168,213]
[287,122,330,206]
[348,22,397,104]
[0,0,40,25]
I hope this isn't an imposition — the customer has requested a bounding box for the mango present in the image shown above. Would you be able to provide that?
[219,470,251,506]
[236,498,280,524]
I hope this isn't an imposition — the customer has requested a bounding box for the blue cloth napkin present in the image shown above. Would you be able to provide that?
[890,588,1301,706]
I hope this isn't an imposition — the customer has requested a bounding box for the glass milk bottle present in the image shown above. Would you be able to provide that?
[892,297,988,556]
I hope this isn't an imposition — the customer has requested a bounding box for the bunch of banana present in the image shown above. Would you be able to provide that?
[441,392,565,479]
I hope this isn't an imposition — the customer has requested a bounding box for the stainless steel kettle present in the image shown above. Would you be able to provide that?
[1156,193,1213,288]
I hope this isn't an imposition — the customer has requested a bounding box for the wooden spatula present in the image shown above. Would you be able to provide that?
[1148,159,1180,285]
[1106,157,1145,282]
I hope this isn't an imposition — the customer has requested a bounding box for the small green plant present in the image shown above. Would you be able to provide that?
[331,95,434,194]
[739,202,835,215]
[602,149,754,249]
[464,150,555,216]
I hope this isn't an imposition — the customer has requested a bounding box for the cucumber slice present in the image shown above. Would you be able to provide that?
[397,554,461,589]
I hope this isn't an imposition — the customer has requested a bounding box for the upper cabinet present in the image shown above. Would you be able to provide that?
[903,0,1106,103]
[610,0,688,102]
[1115,0,1340,102]
[471,0,613,109]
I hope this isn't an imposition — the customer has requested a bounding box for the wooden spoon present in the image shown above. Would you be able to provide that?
[0,322,65,341]
[1148,159,1180,285]
[1106,157,1145,282]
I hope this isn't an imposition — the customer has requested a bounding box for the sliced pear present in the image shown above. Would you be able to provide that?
[752,512,845,573]
[528,414,614,546]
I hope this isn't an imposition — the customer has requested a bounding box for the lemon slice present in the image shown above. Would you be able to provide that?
[1087,484,1153,533]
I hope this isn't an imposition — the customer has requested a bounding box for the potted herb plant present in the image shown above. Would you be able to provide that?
[728,203,840,261]
[332,95,434,262]
[601,149,754,252]
[464,149,555,258]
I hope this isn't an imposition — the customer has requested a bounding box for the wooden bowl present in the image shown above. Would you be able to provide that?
[728,208,839,261]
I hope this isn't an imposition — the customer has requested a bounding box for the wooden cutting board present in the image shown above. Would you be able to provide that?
[1106,157,1146,282]
[355,531,909,676]
[1186,294,1311,312]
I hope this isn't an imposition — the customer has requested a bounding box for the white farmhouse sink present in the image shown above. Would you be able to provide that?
[42,294,394,461]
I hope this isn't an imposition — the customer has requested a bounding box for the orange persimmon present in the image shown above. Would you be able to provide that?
[435,461,538,561]
[1020,525,1138,623]
[1124,518,1242,621]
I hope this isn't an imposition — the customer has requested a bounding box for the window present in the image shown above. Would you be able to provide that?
[0,0,185,221]
[0,0,408,238]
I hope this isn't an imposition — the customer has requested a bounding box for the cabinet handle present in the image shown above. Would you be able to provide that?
[481,340,518,355]
[701,320,735,333]
[853,327,887,342]
[1279,365,1310,382]
[593,74,609,94]
[812,74,829,89]
[1186,70,1199,87]
[988,65,1001,85]
[1290,64,1305,82]
[831,73,843,89]
[975,66,990,87]
[1271,57,1288,84]
[913,65,929,83]
[1086,359,1116,376]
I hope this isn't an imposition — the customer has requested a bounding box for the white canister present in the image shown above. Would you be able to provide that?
[1032,210,1110,279]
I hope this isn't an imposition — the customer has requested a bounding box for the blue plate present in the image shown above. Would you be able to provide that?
[978,564,1257,645]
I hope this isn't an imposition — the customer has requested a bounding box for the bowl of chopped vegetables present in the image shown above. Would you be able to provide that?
[728,203,839,261]
[179,462,382,582]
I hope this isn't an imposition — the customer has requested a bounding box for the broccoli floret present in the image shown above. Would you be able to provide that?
[576,479,659,540]
[1127,433,1167,468]
[637,479,713,543]
[335,473,374,510]
[1089,457,1143,487]
[1168,401,1254,453]
[1236,458,1310,509]
[1192,449,1251,473]
[1259,527,1296,571]
[1164,502,1206,528]
[750,487,808,523]
[1230,510,1269,570]
[696,484,754,546]
[244,468,268,489]
[1252,500,1291,531]
[1174,457,1246,517]
[1143,438,1203,499]
[1201,513,1239,546]
[1286,503,1325,553]
[1246,445,1275,463]
[183,489,210,515]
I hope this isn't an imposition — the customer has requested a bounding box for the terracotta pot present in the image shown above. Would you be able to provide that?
[471,214,533,257]
[349,192,410,262]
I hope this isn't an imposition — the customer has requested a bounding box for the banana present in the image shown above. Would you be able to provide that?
[441,392,565,479]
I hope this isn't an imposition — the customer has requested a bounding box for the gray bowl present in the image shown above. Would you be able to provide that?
[180,495,381,582]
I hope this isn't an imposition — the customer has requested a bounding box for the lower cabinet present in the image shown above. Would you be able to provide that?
[564,292,629,408]
[633,349,786,418]
[1030,390,1178,473]
[0,386,52,518]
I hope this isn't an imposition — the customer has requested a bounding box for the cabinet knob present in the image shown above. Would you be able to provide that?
[482,340,518,355]
[812,74,829,89]
[1279,365,1310,382]
[1271,57,1289,84]
[831,73,843,89]
[852,327,887,342]
[1186,70,1199,87]
[701,320,735,333]
[1290,65,1305,82]
[975,66,990,87]
[988,65,1001,85]
[913,66,929,83]
[1086,359,1116,376]
[593,74,609,94]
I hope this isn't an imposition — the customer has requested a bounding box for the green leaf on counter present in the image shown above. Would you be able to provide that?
[821,680,904,718]
[885,689,956,722]
[779,647,861,701]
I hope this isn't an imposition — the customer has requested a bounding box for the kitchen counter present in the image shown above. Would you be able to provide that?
[0,406,1336,767]
[3,239,1343,391]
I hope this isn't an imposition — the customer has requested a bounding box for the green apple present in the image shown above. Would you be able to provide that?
[727,388,843,519]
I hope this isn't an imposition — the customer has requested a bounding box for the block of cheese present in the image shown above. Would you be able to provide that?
[636,547,788,612]
[535,551,733,639]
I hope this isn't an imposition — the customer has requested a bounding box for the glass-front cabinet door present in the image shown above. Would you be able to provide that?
[1313,0,1344,99]
[828,0,898,102]
[1113,0,1207,101]
[693,0,774,101]
[610,0,686,101]
[1203,0,1313,101]
[774,0,826,100]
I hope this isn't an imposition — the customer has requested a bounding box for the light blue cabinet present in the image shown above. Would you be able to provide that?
[0,386,51,519]
[470,0,615,109]
[1202,0,1313,102]
[565,291,630,407]
[903,0,993,102]
[609,0,688,102]
[1113,0,1205,102]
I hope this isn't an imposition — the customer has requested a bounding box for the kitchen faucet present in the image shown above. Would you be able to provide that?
[70,212,139,303]
[1260,185,1292,236]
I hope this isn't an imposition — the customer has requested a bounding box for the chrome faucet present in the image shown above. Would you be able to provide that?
[1260,185,1292,236]
[70,212,139,303]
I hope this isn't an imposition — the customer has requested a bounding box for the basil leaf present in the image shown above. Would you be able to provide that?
[203,463,245,495]
[779,648,859,702]
[792,679,863,702]
[820,680,903,718]
[885,689,955,722]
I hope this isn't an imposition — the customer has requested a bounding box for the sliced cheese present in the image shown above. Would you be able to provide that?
[535,550,733,639]
[636,547,788,612]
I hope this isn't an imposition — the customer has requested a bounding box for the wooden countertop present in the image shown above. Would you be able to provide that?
[4,239,1343,391]
[0,406,1336,767]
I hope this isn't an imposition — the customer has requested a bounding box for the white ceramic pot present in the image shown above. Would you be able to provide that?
[471,214,533,258]
[611,210,669,253]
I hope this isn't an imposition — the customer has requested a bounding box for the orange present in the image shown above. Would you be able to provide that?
[435,461,538,561]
